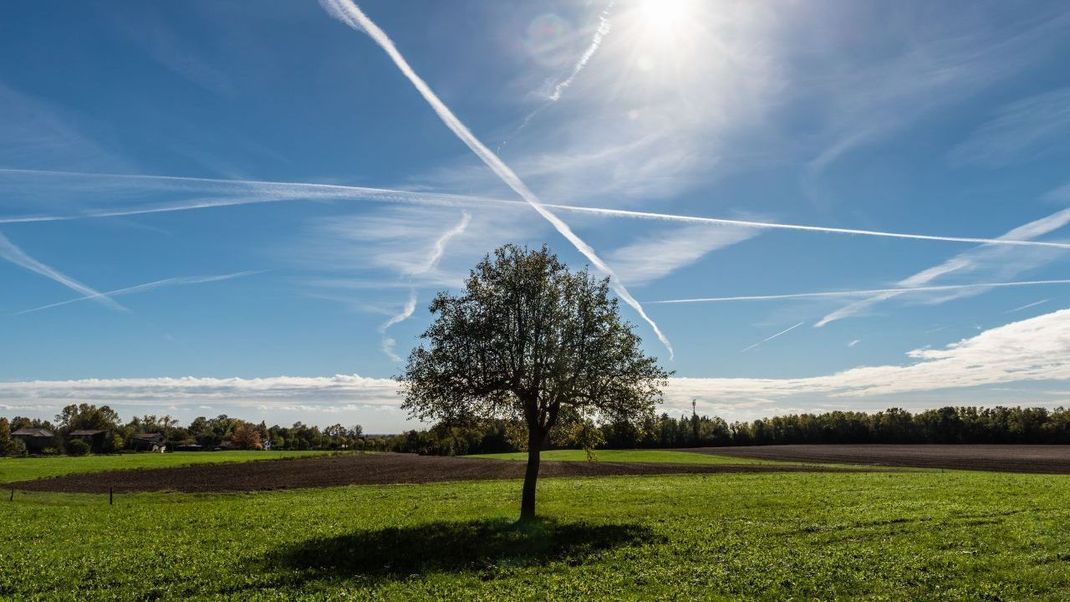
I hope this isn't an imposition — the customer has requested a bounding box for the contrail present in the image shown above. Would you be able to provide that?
[15,271,262,315]
[382,213,470,361]
[650,279,1070,304]
[0,231,125,311]
[498,2,614,151]
[319,0,674,357]
[7,169,1070,252]
[414,211,470,275]
[741,321,804,352]
[379,290,418,363]
[380,291,417,332]
[1006,299,1049,313]
[550,3,613,102]
[814,207,1070,327]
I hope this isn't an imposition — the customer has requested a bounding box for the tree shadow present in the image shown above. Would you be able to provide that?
[263,518,659,585]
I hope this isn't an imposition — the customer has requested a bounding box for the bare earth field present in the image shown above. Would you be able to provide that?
[691,444,1070,473]
[10,452,849,493]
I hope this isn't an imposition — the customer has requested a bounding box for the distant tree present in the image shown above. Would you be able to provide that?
[230,423,264,450]
[401,245,669,521]
[55,404,121,434]
[0,418,15,456]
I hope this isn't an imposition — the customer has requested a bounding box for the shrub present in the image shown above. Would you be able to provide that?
[66,439,91,456]
[9,438,27,457]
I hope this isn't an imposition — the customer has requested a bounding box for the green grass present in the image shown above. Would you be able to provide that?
[0,450,332,484]
[2,469,1069,599]
[471,448,786,465]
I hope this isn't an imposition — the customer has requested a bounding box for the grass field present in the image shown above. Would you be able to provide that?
[471,448,785,465]
[0,450,332,484]
[2,457,1069,599]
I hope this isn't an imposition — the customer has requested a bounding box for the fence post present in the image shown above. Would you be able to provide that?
[8,488,12,502]
[109,487,113,506]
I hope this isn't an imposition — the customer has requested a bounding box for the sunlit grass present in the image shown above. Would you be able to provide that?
[1,470,1067,599]
[0,450,333,484]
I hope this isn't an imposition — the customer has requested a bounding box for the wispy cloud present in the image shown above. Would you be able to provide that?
[950,86,1070,167]
[0,231,125,311]
[815,207,1070,327]
[741,321,804,353]
[319,0,673,357]
[651,279,1070,305]
[14,271,261,315]
[847,339,861,348]
[1006,299,1049,314]
[806,6,1070,177]
[607,223,759,285]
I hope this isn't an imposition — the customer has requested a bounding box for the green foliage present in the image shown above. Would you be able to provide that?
[65,439,91,457]
[55,403,121,434]
[1,470,1069,599]
[402,244,669,519]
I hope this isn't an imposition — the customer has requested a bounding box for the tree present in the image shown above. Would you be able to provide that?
[0,418,15,456]
[401,245,669,521]
[55,403,121,434]
[230,422,264,450]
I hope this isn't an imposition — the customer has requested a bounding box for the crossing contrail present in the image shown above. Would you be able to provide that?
[15,271,261,315]
[319,0,674,357]
[0,231,125,311]
[650,279,1070,305]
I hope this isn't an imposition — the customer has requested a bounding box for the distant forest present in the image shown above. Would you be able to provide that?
[2,404,1069,457]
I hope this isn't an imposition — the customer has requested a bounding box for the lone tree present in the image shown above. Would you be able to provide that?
[401,244,669,521]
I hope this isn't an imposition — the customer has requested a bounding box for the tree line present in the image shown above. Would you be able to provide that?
[3,403,1070,458]
[375,405,1070,455]
[0,404,367,456]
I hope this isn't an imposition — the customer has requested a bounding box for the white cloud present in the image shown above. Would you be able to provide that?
[667,308,1070,405]
[5,310,1070,425]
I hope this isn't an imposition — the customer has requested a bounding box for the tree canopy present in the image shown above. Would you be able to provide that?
[401,244,669,520]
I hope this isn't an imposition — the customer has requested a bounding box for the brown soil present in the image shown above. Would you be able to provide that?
[10,453,850,494]
[687,444,1070,474]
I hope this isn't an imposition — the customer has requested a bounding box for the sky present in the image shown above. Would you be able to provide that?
[2,0,1070,432]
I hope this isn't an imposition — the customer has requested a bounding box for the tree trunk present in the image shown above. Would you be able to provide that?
[519,429,542,522]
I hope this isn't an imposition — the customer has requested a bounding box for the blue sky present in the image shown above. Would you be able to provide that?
[2,0,1070,431]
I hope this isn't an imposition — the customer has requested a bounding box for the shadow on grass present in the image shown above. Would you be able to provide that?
[264,518,658,584]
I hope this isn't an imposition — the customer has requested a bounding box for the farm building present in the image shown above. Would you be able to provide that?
[130,433,166,452]
[11,428,56,453]
[68,429,110,453]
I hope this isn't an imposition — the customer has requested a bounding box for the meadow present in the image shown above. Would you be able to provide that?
[0,450,330,484]
[2,452,1069,600]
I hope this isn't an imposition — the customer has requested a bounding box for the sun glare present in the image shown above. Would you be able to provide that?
[636,0,697,37]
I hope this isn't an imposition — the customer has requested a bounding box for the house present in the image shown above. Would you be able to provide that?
[11,428,56,453]
[130,433,166,452]
[68,429,110,453]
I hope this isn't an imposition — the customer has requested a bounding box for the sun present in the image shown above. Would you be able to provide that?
[635,0,698,38]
